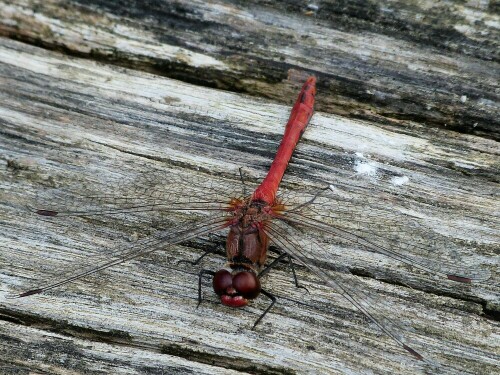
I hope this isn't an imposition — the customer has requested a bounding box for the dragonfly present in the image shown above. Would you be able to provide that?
[9,76,490,362]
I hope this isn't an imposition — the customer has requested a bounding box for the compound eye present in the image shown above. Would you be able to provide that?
[213,269,232,296]
[232,271,261,299]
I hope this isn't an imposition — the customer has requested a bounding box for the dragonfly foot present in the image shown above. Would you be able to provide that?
[177,259,198,267]
[197,269,215,309]
[296,284,310,294]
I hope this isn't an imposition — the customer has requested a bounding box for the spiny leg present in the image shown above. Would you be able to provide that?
[260,252,309,293]
[251,289,276,329]
[238,167,249,197]
[177,234,224,266]
[197,269,215,308]
[177,248,215,267]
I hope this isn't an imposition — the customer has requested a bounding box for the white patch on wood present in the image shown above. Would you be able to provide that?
[354,155,378,177]
[391,175,409,186]
[354,161,378,176]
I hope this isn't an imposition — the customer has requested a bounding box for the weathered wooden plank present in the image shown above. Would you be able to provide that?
[0,321,244,375]
[0,0,498,139]
[0,38,498,374]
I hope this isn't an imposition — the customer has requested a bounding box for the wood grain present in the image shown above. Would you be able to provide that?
[0,36,498,374]
[1,0,499,373]
[0,0,498,139]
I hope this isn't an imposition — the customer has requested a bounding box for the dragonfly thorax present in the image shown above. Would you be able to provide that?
[228,198,274,225]
[226,200,271,269]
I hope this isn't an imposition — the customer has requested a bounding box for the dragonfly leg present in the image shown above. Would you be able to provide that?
[178,237,224,266]
[251,289,276,329]
[197,269,215,308]
[260,252,309,293]
[286,255,309,293]
[178,249,214,266]
[259,252,288,278]
[238,167,249,196]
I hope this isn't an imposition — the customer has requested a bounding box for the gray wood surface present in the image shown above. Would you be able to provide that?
[0,0,499,139]
[0,1,499,374]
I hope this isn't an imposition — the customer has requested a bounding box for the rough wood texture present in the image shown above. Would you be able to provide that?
[0,1,499,374]
[0,0,499,139]
[0,37,498,374]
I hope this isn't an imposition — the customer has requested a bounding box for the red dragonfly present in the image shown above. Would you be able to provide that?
[10,77,489,362]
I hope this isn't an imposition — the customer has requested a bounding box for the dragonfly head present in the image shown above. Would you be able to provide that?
[212,269,261,308]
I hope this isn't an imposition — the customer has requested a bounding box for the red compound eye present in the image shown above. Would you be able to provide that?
[213,269,232,296]
[232,271,261,299]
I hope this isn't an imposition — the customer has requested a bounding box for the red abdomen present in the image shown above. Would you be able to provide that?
[252,77,316,204]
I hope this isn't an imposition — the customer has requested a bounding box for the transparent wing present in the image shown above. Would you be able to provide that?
[279,183,493,283]
[8,212,229,298]
[265,218,428,362]
[11,168,245,297]
[31,169,245,219]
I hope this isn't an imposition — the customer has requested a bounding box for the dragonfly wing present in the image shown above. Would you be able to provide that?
[265,218,431,362]
[281,184,493,283]
[8,213,229,298]
[30,169,244,218]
